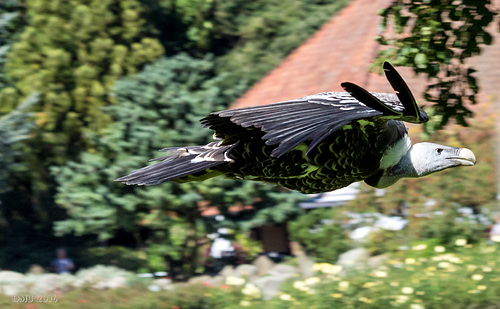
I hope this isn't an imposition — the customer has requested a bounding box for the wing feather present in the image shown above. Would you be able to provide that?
[201,64,427,158]
[202,95,385,157]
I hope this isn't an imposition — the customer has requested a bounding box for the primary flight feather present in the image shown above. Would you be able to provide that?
[116,62,476,194]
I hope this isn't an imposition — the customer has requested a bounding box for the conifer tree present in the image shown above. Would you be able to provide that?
[52,54,304,278]
[1,0,164,217]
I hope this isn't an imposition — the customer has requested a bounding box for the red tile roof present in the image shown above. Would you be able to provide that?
[232,0,500,114]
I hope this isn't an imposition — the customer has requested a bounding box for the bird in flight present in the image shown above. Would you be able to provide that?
[116,62,476,194]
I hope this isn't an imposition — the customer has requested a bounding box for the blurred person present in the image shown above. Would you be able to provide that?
[210,228,235,273]
[51,248,74,274]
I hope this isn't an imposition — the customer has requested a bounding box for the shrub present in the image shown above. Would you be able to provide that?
[288,207,351,262]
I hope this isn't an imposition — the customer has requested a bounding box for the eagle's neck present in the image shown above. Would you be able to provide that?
[366,140,419,188]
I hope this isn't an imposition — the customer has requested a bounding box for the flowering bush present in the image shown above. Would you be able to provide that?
[231,240,500,308]
[3,240,500,308]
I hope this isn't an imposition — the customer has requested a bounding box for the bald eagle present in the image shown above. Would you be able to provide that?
[115,62,476,194]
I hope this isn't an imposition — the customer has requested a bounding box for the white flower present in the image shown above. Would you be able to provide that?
[373,270,388,278]
[304,277,320,285]
[434,246,446,253]
[491,235,500,242]
[472,274,484,281]
[293,281,306,290]
[412,244,427,251]
[401,287,414,294]
[242,283,261,298]
[280,294,293,301]
[405,258,416,264]
[338,281,349,291]
[438,262,451,268]
[396,295,409,303]
[455,239,467,246]
[240,300,251,306]
[225,276,245,286]
[410,304,425,309]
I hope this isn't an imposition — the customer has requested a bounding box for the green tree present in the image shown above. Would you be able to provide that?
[52,54,303,278]
[1,0,164,200]
[141,0,350,84]
[288,207,351,263]
[0,0,26,91]
[375,0,497,127]
[0,0,164,237]
[0,93,37,194]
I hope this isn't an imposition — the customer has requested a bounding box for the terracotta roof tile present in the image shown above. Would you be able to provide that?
[232,0,500,116]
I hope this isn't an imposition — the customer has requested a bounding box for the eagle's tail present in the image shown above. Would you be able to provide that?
[115,142,233,185]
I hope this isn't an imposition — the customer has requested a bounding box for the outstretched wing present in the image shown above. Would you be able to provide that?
[203,93,403,158]
[202,63,428,158]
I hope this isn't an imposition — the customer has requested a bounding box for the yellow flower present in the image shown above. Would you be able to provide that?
[359,297,373,303]
[240,300,251,307]
[396,295,409,303]
[313,263,343,275]
[483,266,493,272]
[468,290,480,294]
[434,246,446,253]
[472,274,484,281]
[477,285,487,290]
[331,293,343,298]
[390,281,400,287]
[280,294,293,301]
[362,281,376,288]
[412,244,427,251]
[438,262,451,268]
[455,239,467,246]
[226,276,245,286]
[467,265,478,271]
[410,304,425,309]
[405,258,416,264]
[242,283,261,298]
[293,281,306,290]
[339,281,350,291]
[401,287,414,294]
[416,291,425,296]
[373,270,388,278]
[304,277,320,285]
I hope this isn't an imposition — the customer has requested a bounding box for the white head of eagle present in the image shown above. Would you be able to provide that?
[116,62,476,194]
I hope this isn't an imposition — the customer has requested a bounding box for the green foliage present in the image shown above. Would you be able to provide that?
[0,93,37,193]
[261,241,500,309]
[2,242,500,308]
[142,0,350,85]
[53,54,304,278]
[234,232,262,263]
[1,0,164,200]
[376,0,497,127]
[82,246,147,271]
[52,54,225,240]
[288,207,352,263]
